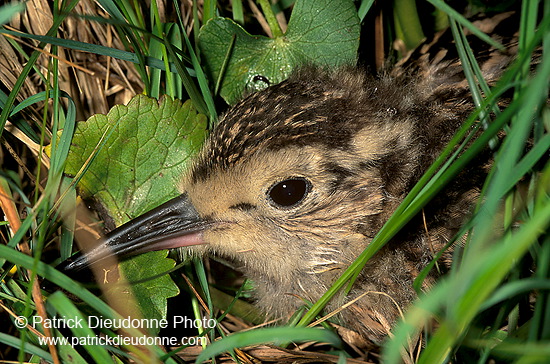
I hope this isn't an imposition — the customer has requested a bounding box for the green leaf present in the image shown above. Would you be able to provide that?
[0,3,26,26]
[48,292,113,363]
[65,94,207,223]
[0,333,52,362]
[64,94,207,325]
[198,0,360,104]
[196,327,341,363]
[118,251,180,336]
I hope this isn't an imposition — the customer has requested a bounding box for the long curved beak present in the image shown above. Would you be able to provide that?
[60,193,210,272]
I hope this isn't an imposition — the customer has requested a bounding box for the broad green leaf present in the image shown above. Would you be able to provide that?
[64,94,207,325]
[118,251,180,335]
[65,95,207,223]
[199,0,360,104]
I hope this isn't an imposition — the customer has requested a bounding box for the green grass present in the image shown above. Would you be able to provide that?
[0,0,548,363]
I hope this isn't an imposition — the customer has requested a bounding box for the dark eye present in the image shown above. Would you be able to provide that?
[268,178,311,208]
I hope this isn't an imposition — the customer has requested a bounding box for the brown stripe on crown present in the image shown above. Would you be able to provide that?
[189,65,451,184]
[191,67,377,182]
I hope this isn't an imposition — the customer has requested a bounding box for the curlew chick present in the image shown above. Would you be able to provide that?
[63,51,514,342]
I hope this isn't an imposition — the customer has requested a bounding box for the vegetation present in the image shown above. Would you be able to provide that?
[0,0,548,363]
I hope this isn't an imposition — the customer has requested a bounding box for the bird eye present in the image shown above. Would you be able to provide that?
[267,178,311,208]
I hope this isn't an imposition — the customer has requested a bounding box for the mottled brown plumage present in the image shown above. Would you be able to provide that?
[181,65,487,343]
[64,14,525,345]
